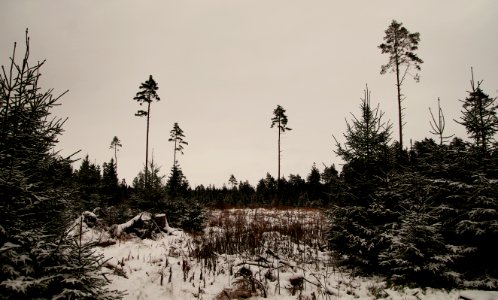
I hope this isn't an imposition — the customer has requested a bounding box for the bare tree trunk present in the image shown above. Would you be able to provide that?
[277,120,281,190]
[395,54,403,151]
[173,139,177,168]
[145,101,151,184]
[114,145,118,170]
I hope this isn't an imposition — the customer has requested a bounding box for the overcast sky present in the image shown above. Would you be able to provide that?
[1,1,497,187]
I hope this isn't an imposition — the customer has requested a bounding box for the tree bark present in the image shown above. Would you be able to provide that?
[114,145,118,170]
[277,119,281,190]
[173,138,177,168]
[145,101,151,184]
[395,45,403,151]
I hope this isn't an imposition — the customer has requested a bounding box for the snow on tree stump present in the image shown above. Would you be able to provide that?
[112,212,176,239]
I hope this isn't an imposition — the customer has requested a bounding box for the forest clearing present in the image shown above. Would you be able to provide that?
[72,208,498,299]
[2,2,498,299]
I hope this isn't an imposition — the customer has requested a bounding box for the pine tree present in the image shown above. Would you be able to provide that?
[228,174,238,190]
[379,20,423,150]
[109,136,122,170]
[168,122,188,168]
[134,75,160,183]
[271,105,291,189]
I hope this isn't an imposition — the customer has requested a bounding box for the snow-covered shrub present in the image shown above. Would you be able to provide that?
[0,31,121,299]
[449,174,498,287]
[327,203,388,273]
[0,227,123,299]
[374,172,462,287]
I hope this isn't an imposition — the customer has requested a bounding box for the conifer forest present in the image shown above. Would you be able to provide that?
[1,3,497,299]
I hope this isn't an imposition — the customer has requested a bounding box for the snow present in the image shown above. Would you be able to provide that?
[90,208,498,300]
[114,212,152,237]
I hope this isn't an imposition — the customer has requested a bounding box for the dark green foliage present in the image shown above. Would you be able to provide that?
[0,32,72,234]
[75,155,102,210]
[168,122,188,168]
[456,71,498,158]
[165,164,190,199]
[101,158,120,206]
[334,86,392,200]
[237,180,256,205]
[256,173,277,204]
[376,172,463,287]
[0,31,119,299]
[306,163,324,204]
[164,198,206,232]
[449,175,498,284]
[327,204,386,273]
[321,164,340,205]
[328,87,394,271]
[0,226,123,299]
[132,159,165,210]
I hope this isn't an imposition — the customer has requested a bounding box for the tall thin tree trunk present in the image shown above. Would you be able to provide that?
[173,139,177,168]
[145,101,151,184]
[114,146,118,171]
[277,120,281,190]
[395,55,402,151]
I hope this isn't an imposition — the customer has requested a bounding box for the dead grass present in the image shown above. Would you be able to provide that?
[196,208,327,260]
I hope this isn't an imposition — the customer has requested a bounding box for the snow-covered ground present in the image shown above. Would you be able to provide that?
[85,209,498,300]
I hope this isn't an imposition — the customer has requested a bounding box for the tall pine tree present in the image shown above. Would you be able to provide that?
[271,105,291,189]
[379,20,423,150]
[168,122,188,168]
[134,75,160,183]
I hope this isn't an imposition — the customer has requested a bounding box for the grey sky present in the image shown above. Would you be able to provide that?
[1,1,497,187]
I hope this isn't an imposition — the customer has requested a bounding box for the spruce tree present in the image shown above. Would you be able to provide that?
[306,163,322,203]
[334,85,392,197]
[101,158,120,206]
[456,69,498,158]
[376,172,462,287]
[328,86,392,271]
[75,155,102,209]
[0,30,121,299]
[132,158,165,210]
[165,164,190,199]
[0,32,70,232]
